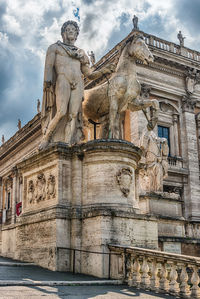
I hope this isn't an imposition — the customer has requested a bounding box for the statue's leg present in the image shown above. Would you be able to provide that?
[109,96,120,139]
[40,76,70,148]
[67,87,82,144]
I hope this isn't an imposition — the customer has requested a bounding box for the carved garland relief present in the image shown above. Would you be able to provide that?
[27,173,56,204]
[116,167,133,197]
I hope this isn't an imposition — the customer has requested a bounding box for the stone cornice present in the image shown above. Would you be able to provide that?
[0,113,41,162]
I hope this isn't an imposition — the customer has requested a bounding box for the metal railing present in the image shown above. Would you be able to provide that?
[57,247,121,279]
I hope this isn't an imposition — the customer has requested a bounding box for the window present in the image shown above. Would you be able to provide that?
[7,192,11,210]
[158,125,170,155]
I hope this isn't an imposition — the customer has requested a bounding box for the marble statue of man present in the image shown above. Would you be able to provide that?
[40,20,114,149]
[139,127,169,192]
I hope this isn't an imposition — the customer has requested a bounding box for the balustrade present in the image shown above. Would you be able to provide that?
[143,32,200,63]
[109,245,200,298]
[168,156,183,168]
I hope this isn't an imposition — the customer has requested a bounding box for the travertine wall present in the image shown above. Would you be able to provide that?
[0,140,158,276]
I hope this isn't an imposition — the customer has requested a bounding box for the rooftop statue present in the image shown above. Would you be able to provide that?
[39,20,114,149]
[37,99,40,113]
[132,15,139,30]
[83,33,159,139]
[17,119,21,130]
[88,51,96,65]
[177,30,185,47]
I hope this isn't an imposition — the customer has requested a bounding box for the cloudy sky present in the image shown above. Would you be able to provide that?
[1,0,200,142]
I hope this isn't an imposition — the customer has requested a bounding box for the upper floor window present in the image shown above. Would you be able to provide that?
[158,125,170,155]
[7,192,11,210]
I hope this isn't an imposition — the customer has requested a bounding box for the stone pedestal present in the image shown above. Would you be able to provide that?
[1,140,158,277]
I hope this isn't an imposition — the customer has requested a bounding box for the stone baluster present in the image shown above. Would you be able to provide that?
[141,256,150,289]
[150,259,159,292]
[169,262,180,295]
[160,261,169,292]
[191,265,200,298]
[179,264,191,298]
[132,256,141,287]
[127,254,134,286]
[149,36,154,46]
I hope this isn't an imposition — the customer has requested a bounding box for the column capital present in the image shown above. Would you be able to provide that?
[11,166,18,177]
[181,95,196,113]
[172,113,179,123]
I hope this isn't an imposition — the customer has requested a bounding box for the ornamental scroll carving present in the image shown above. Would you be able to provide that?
[116,167,133,197]
[27,173,56,204]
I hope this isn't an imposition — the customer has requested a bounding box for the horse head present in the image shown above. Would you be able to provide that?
[127,34,154,65]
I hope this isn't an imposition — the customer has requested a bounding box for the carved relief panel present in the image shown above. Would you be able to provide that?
[23,166,57,211]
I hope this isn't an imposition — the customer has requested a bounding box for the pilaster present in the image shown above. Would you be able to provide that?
[172,114,179,157]
[11,167,18,224]
[0,177,2,211]
[181,96,200,221]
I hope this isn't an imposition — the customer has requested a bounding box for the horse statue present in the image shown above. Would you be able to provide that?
[83,33,159,139]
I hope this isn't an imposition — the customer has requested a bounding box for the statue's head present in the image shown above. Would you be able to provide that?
[61,20,80,42]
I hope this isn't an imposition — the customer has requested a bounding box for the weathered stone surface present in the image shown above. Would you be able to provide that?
[0,140,158,277]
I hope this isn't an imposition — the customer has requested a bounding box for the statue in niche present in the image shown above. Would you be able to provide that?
[40,20,114,149]
[139,127,169,192]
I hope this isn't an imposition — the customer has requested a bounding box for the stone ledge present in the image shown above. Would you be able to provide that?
[0,280,123,286]
[159,236,200,244]
[3,205,158,227]
[0,262,35,267]
[139,191,182,202]
[17,139,142,171]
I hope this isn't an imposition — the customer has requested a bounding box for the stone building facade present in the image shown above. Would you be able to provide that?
[1,28,200,272]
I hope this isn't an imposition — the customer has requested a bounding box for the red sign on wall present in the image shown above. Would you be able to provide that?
[16,202,22,216]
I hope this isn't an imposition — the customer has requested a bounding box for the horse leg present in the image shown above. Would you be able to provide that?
[109,96,120,139]
[119,112,125,139]
[133,97,159,130]
[148,99,159,129]
[100,116,109,139]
